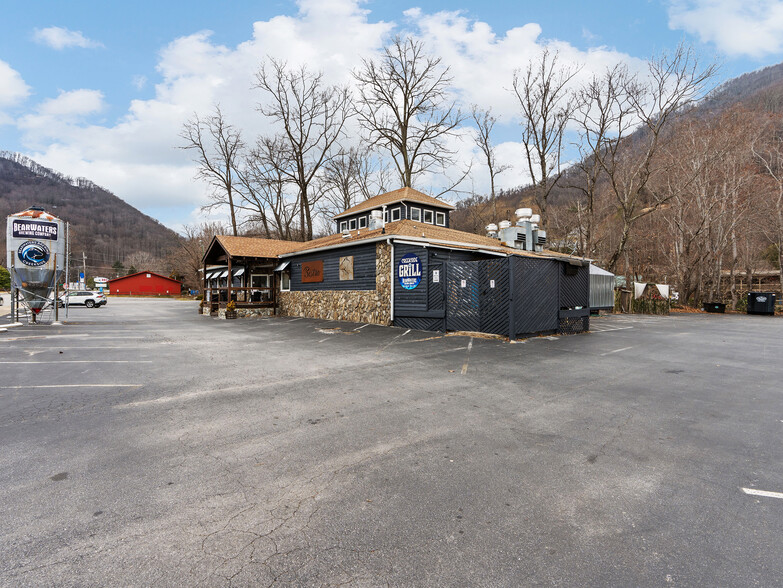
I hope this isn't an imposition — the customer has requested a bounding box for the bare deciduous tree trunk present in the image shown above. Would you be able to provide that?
[180,106,243,236]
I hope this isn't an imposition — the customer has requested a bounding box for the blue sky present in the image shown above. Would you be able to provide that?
[1,0,782,232]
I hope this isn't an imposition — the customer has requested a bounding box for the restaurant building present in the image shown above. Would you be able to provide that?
[202,187,591,337]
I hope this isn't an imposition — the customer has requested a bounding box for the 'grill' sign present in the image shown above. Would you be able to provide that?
[398,253,422,290]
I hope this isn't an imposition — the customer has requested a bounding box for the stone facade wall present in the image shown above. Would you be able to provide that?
[278,242,391,325]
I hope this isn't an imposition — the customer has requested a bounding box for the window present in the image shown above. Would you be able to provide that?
[358,216,367,229]
[423,210,434,224]
[391,207,401,222]
[340,221,348,232]
[410,207,421,222]
[280,272,290,291]
[349,218,357,230]
[435,211,446,226]
[251,274,270,288]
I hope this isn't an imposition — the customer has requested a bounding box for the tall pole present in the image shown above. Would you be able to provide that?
[53,253,59,323]
[82,251,87,288]
[65,222,70,317]
[9,251,15,323]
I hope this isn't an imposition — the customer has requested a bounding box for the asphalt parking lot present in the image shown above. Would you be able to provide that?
[1,299,782,586]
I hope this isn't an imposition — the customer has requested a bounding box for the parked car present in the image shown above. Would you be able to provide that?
[59,290,107,308]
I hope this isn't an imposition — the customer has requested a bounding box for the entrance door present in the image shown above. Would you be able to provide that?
[429,261,445,312]
[446,262,480,332]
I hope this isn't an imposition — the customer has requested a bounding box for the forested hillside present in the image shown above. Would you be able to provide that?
[450,60,783,307]
[0,152,181,278]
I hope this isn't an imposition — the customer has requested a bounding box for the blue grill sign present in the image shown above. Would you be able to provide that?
[398,253,422,290]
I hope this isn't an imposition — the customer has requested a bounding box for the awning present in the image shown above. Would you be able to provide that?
[219,270,229,278]
[233,267,245,276]
[274,261,290,271]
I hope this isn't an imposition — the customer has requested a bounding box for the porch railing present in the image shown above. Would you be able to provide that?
[205,287,275,307]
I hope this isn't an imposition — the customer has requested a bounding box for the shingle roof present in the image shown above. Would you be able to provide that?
[333,187,456,219]
[287,220,577,260]
[214,235,307,258]
[209,222,587,263]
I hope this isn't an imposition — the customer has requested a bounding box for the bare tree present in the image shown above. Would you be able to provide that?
[752,120,783,293]
[570,64,638,257]
[471,106,510,221]
[596,44,718,272]
[254,59,352,240]
[237,136,299,241]
[316,146,379,219]
[180,105,243,236]
[171,222,227,288]
[513,48,580,229]
[353,36,465,189]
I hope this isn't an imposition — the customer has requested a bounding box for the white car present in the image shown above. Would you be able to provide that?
[59,290,107,308]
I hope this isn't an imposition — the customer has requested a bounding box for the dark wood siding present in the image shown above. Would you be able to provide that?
[393,243,429,312]
[289,243,377,291]
[336,202,451,232]
[393,245,497,331]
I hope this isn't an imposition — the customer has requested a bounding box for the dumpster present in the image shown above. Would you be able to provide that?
[703,302,726,313]
[747,292,776,315]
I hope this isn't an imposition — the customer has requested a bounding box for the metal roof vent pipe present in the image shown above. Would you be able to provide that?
[369,209,384,230]
[485,223,498,239]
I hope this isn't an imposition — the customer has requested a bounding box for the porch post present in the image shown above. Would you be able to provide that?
[227,255,232,305]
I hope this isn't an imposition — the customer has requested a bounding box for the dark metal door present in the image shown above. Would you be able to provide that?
[479,259,510,335]
[429,261,445,311]
[446,262,480,332]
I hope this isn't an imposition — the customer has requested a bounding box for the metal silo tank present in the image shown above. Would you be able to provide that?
[6,207,67,315]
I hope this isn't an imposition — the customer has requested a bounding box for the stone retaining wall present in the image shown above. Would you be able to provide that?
[278,242,391,325]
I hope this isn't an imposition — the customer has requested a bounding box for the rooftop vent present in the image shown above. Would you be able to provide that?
[497,213,547,252]
[369,209,384,230]
[485,223,498,238]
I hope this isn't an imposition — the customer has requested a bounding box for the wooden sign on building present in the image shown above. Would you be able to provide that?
[339,256,354,281]
[301,260,324,283]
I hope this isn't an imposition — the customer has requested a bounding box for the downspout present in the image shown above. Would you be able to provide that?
[387,238,394,323]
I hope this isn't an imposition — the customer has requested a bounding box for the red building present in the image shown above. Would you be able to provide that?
[108,271,182,296]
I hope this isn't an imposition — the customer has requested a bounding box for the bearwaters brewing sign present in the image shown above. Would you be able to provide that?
[398,253,422,290]
[12,219,58,240]
[17,240,51,266]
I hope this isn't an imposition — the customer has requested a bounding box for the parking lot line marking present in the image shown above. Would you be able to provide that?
[9,346,144,350]
[741,487,783,500]
[601,346,634,356]
[461,338,474,375]
[0,360,153,364]
[353,324,369,331]
[0,384,142,389]
[376,329,410,354]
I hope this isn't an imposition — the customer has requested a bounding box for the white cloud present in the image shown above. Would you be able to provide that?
[16,0,646,228]
[132,75,147,90]
[668,0,783,58]
[33,26,103,50]
[0,60,31,125]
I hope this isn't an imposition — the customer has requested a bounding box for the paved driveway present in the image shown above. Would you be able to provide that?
[1,300,782,586]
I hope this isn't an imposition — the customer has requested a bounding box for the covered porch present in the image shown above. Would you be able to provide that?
[201,235,299,313]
